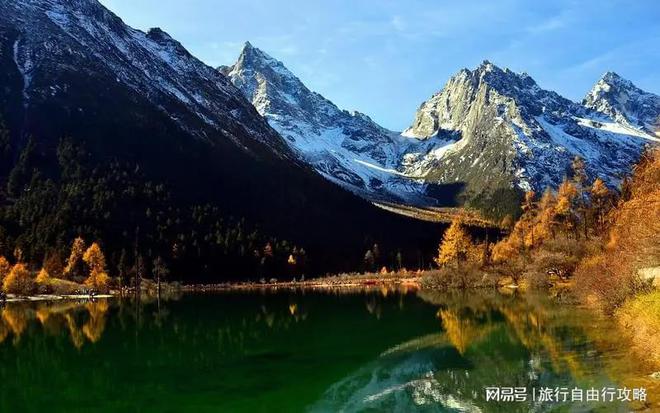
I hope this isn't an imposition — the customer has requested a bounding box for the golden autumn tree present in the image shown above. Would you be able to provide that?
[82,242,110,290]
[589,178,611,231]
[554,178,579,237]
[63,237,86,279]
[532,187,557,243]
[519,191,538,248]
[0,256,10,284]
[492,223,524,264]
[36,268,50,285]
[435,217,473,267]
[571,156,590,238]
[3,263,36,295]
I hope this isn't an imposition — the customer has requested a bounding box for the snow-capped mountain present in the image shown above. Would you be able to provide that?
[221,42,438,204]
[401,61,659,213]
[2,0,292,156]
[225,46,658,216]
[5,0,657,222]
[583,71,660,137]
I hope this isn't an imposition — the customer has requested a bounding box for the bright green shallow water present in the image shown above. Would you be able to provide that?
[0,289,644,412]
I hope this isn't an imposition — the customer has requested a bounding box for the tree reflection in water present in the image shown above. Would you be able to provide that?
[0,300,111,348]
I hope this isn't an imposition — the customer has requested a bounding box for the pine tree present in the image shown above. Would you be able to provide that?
[7,137,35,197]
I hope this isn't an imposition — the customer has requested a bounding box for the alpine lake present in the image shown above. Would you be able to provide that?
[0,287,657,412]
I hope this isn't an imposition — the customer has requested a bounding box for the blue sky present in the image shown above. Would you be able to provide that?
[100,0,660,131]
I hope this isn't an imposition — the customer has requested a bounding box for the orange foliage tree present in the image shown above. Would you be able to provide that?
[0,256,10,284]
[63,237,86,279]
[589,177,611,231]
[434,217,474,267]
[36,268,50,285]
[532,188,557,244]
[554,178,579,237]
[2,263,36,295]
[82,242,110,290]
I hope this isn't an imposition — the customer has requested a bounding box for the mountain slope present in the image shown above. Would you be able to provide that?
[0,0,445,279]
[222,43,443,205]
[402,61,658,217]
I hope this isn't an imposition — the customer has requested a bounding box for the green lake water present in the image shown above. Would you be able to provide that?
[0,289,654,412]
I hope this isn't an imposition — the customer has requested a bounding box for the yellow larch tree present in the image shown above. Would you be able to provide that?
[435,217,474,267]
[589,178,610,230]
[2,263,36,295]
[519,191,537,248]
[533,187,557,243]
[555,178,579,236]
[492,223,524,263]
[36,268,50,285]
[0,256,10,284]
[63,237,86,279]
[82,242,110,290]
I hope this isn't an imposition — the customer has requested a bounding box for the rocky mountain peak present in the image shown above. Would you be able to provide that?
[224,43,435,205]
[584,71,660,133]
[232,42,291,77]
[404,62,567,139]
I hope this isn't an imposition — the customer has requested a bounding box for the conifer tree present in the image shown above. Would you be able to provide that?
[36,268,50,285]
[571,156,589,238]
[435,217,473,267]
[7,137,36,197]
[590,178,610,230]
[555,178,579,237]
[0,256,10,284]
[63,237,86,279]
[82,242,109,290]
[3,263,35,295]
[43,251,64,279]
[520,191,537,247]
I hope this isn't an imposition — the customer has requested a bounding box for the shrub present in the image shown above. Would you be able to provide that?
[35,268,52,294]
[421,264,484,290]
[574,254,652,314]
